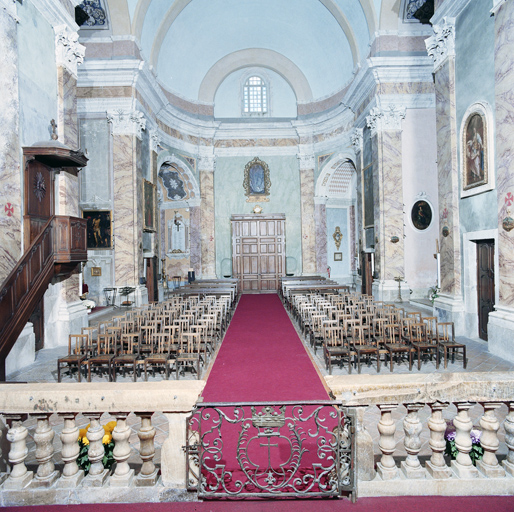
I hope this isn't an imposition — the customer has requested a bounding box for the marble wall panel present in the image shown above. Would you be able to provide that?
[377,82,435,96]
[300,169,316,274]
[136,137,144,280]
[77,86,133,99]
[113,135,137,286]
[214,138,298,148]
[0,10,21,283]
[350,205,356,272]
[435,59,461,296]
[315,203,327,274]
[57,68,78,149]
[200,171,215,278]
[495,1,514,306]
[189,206,202,274]
[372,134,381,274]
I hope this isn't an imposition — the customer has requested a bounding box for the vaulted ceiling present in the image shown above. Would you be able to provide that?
[103,0,407,104]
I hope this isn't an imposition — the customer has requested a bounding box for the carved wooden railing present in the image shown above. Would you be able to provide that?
[0,216,87,379]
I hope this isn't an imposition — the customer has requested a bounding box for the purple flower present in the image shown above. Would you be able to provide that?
[470,429,482,444]
[445,430,456,441]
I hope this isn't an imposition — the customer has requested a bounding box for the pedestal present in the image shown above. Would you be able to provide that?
[110,468,134,487]
[135,468,159,487]
[451,460,479,478]
[29,470,60,488]
[401,461,425,479]
[425,461,452,479]
[376,462,399,480]
[56,469,85,488]
[2,471,33,490]
[82,468,109,487]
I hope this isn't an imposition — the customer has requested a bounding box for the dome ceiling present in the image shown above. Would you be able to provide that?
[106,0,399,104]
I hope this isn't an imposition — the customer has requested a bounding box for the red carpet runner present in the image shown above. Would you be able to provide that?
[202,293,328,402]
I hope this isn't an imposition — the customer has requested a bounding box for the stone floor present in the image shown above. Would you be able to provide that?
[6,297,514,472]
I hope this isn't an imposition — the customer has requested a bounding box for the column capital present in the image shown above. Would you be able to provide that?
[425,17,456,73]
[150,129,162,153]
[197,154,216,172]
[351,128,363,154]
[54,24,85,78]
[107,109,146,139]
[366,106,406,136]
[297,153,315,170]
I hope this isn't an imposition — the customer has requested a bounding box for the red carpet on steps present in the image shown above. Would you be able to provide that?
[202,293,328,402]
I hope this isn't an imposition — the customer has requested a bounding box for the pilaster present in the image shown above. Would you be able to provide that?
[489,0,514,362]
[366,106,407,301]
[198,154,216,279]
[298,153,316,275]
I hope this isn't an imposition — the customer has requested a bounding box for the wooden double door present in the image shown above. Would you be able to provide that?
[231,214,285,292]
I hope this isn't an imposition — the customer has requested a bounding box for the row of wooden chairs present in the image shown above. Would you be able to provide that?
[292,291,466,374]
[57,294,232,382]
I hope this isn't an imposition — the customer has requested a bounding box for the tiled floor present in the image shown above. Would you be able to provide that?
[7,298,514,470]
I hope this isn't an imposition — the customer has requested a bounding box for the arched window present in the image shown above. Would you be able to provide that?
[243,76,268,114]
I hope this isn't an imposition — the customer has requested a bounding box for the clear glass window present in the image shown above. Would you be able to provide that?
[243,76,267,114]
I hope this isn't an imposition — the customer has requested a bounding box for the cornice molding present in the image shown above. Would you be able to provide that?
[425,17,456,73]
[297,153,316,170]
[31,0,78,31]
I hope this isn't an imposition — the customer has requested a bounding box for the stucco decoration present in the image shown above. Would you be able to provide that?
[158,163,193,201]
[366,106,406,135]
[107,110,146,140]
[425,17,456,73]
[243,157,271,202]
[150,129,162,153]
[351,128,363,154]
[54,25,85,78]
[78,0,108,28]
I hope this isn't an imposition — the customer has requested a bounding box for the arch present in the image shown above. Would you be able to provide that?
[316,152,357,198]
[379,0,402,31]
[358,0,378,36]
[105,0,131,36]
[149,0,362,70]
[199,49,313,104]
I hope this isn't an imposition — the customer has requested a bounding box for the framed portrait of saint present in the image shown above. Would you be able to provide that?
[83,210,112,249]
[143,179,156,232]
[243,157,271,202]
[461,102,494,198]
[411,200,432,231]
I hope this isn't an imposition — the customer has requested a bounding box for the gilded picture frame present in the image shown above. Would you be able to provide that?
[83,210,112,249]
[91,267,102,277]
[143,179,156,232]
[243,157,271,202]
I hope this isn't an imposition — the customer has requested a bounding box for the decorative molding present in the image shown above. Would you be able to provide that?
[491,0,508,15]
[366,106,406,135]
[106,109,146,139]
[77,0,108,29]
[31,0,78,31]
[55,25,85,78]
[350,128,363,154]
[297,154,315,170]
[425,17,456,73]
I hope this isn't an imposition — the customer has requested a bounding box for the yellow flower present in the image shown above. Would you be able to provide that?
[78,427,88,440]
[104,421,117,433]
[102,433,112,445]
[81,436,89,446]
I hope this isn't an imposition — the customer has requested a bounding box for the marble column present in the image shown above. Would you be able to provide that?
[189,206,202,274]
[426,18,465,328]
[314,200,327,275]
[489,0,514,362]
[108,110,147,303]
[366,106,408,301]
[351,128,363,277]
[0,0,21,283]
[198,155,216,279]
[298,154,316,275]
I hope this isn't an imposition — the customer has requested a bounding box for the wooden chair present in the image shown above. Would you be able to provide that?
[437,322,466,369]
[409,322,439,370]
[352,325,380,373]
[174,332,202,379]
[112,330,139,382]
[383,323,413,372]
[323,326,352,375]
[143,332,173,380]
[87,327,119,381]
[57,334,89,382]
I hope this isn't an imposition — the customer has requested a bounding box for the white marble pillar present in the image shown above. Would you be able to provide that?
[298,154,316,275]
[0,0,22,283]
[352,128,363,286]
[426,18,465,329]
[198,155,216,279]
[366,106,409,301]
[489,0,514,362]
[314,199,327,275]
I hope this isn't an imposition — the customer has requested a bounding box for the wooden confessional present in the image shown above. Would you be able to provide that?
[0,142,88,380]
[231,214,285,292]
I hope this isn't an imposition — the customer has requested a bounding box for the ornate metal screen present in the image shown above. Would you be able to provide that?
[185,401,355,500]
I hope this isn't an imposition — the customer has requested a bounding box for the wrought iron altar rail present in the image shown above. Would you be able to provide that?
[185,401,355,500]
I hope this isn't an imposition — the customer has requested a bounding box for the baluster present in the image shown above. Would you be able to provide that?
[477,402,505,477]
[57,413,84,487]
[111,412,134,486]
[451,402,479,478]
[83,413,109,487]
[401,403,425,478]
[135,412,159,486]
[376,404,399,480]
[503,402,514,476]
[3,414,33,489]
[32,413,59,487]
[426,401,452,478]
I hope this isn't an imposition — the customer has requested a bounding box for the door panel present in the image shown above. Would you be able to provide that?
[477,240,495,341]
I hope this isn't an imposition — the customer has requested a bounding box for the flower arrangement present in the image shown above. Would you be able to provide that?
[444,421,483,465]
[428,284,440,305]
[77,420,117,474]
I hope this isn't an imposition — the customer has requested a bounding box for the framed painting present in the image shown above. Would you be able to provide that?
[243,157,271,202]
[83,210,112,249]
[91,267,102,277]
[461,102,494,198]
[144,179,156,232]
[334,252,342,261]
[411,200,432,231]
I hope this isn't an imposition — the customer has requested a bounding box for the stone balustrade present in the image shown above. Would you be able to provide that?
[326,371,514,497]
[0,381,204,506]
